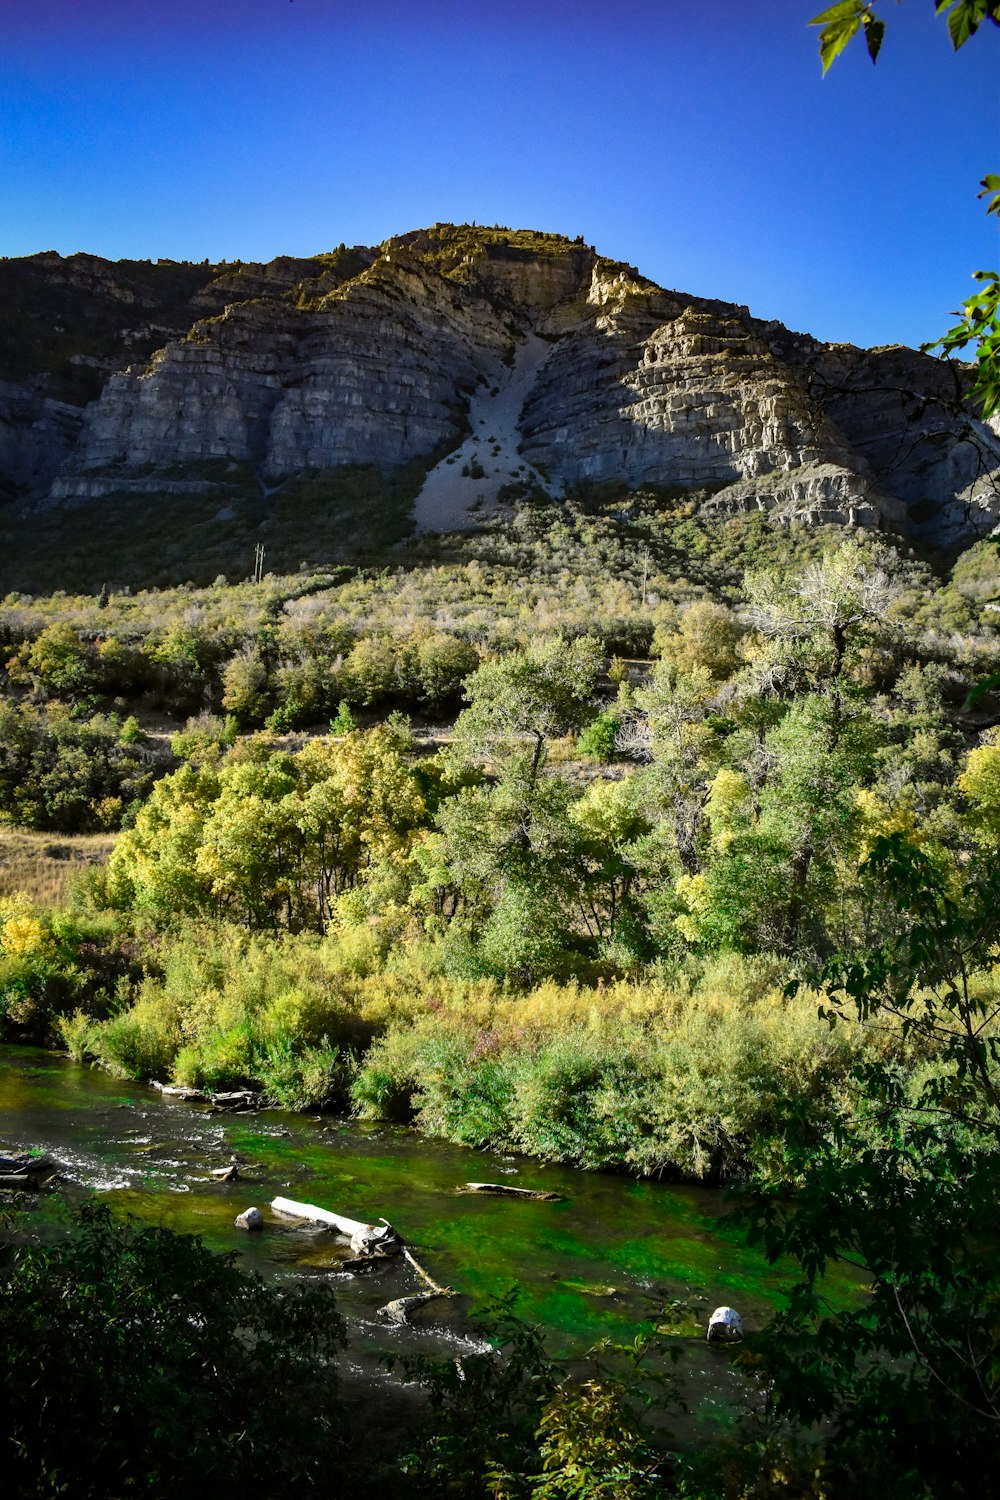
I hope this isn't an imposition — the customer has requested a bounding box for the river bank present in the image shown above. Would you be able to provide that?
[1,901,887,1188]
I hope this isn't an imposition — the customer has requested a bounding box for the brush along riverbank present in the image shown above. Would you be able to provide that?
[0,902,927,1188]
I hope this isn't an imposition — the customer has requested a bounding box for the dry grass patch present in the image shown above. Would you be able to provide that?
[0,829,116,907]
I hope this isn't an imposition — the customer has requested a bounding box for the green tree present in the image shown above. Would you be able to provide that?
[434,636,604,977]
[743,536,899,711]
[651,598,743,680]
[415,631,479,711]
[195,753,304,930]
[434,774,582,979]
[221,646,271,727]
[108,761,220,915]
[568,776,650,952]
[109,727,429,934]
[635,662,720,877]
[10,622,99,702]
[0,700,156,833]
[454,635,602,791]
[682,694,883,956]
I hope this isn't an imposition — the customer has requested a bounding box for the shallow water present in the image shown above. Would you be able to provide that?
[0,1045,857,1433]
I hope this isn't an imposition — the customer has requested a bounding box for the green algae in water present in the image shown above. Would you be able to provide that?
[0,1045,867,1436]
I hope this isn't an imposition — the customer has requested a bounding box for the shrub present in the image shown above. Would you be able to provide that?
[330,699,358,735]
[118,715,144,745]
[55,1007,99,1060]
[259,1039,352,1110]
[0,1202,348,1497]
[0,699,157,832]
[577,709,622,761]
[92,992,182,1080]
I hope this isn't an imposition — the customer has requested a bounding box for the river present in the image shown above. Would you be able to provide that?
[0,1044,855,1435]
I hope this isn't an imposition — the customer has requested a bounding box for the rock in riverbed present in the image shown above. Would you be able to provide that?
[707,1306,743,1342]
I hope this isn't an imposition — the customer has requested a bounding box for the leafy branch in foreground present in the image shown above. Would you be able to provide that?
[0,1201,348,1499]
[809,4,1000,416]
[391,1292,682,1499]
[920,180,1000,419]
[747,835,1000,1497]
[810,1,1000,72]
[817,833,1000,1121]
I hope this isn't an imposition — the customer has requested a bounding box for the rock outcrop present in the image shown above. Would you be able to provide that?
[2,224,997,549]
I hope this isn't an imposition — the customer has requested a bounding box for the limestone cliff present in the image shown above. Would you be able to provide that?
[2,224,997,549]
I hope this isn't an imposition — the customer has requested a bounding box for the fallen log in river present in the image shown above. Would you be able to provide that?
[270,1195,403,1256]
[269,1195,455,1323]
[0,1153,57,1188]
[379,1248,455,1325]
[152,1083,259,1111]
[458,1182,563,1201]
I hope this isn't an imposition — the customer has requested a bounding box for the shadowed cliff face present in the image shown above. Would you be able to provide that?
[2,224,998,549]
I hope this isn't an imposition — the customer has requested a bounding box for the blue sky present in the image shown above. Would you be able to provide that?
[1,0,996,350]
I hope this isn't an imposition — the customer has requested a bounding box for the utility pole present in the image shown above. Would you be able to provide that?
[253,543,266,584]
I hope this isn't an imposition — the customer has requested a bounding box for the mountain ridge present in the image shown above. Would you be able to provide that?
[2,223,999,576]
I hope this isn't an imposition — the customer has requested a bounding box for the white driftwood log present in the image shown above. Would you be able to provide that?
[270,1196,403,1255]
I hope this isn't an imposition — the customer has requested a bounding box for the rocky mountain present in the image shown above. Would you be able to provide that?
[2,223,998,562]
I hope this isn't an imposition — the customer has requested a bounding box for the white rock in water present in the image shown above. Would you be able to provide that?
[235,1206,263,1231]
[707,1306,743,1342]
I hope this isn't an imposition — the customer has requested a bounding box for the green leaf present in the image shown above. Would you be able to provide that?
[810,0,865,19]
[922,269,1000,418]
[980,174,1000,216]
[810,2,867,71]
[965,671,1000,710]
[946,0,989,48]
[862,13,885,59]
[819,15,864,68]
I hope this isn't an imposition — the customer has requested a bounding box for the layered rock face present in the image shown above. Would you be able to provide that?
[0,248,363,500]
[45,248,518,498]
[523,269,852,485]
[3,225,998,548]
[520,262,992,536]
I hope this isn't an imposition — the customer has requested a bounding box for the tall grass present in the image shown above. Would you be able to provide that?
[351,965,865,1180]
[0,829,117,907]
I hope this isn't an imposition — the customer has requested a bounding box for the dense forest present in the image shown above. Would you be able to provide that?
[2,478,1000,1495]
